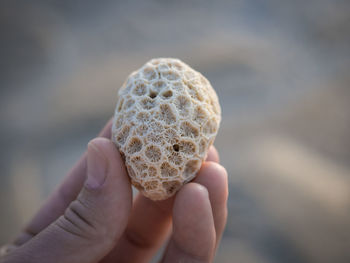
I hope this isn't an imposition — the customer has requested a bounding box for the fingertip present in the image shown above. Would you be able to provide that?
[175,183,209,207]
[173,182,213,233]
[200,161,228,181]
[196,162,228,205]
[88,137,113,152]
[206,145,220,163]
[171,183,215,260]
[88,137,122,165]
[87,137,130,194]
[200,161,228,178]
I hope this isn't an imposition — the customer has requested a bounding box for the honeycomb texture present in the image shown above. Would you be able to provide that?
[112,58,221,200]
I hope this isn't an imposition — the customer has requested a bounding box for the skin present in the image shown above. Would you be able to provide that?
[0,119,228,263]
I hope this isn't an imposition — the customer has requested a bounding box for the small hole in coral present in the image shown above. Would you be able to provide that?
[149,90,158,99]
[173,144,179,152]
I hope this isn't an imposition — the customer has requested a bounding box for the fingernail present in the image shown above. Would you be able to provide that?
[86,141,108,189]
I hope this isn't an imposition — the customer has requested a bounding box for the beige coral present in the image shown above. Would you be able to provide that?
[112,58,221,200]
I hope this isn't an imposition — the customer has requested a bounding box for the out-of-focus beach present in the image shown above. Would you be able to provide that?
[1,1,349,262]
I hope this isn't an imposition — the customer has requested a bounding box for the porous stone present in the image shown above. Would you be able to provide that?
[112,58,221,200]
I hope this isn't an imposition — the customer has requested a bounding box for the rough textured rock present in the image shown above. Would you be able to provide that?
[112,58,221,200]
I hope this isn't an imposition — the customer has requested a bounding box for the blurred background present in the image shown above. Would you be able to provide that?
[1,0,350,262]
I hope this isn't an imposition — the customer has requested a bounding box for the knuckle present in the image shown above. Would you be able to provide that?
[55,199,104,242]
[54,187,121,247]
[55,214,89,240]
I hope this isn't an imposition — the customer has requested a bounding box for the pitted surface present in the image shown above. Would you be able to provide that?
[112,58,221,200]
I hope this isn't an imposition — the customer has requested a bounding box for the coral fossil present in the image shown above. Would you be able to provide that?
[112,58,221,200]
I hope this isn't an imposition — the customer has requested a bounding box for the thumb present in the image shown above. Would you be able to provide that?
[9,138,132,263]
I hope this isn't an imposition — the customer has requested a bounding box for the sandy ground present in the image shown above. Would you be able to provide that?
[1,1,349,262]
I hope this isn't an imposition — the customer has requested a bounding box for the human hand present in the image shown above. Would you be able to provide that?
[0,119,228,263]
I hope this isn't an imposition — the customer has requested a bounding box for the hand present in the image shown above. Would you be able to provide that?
[0,119,228,263]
